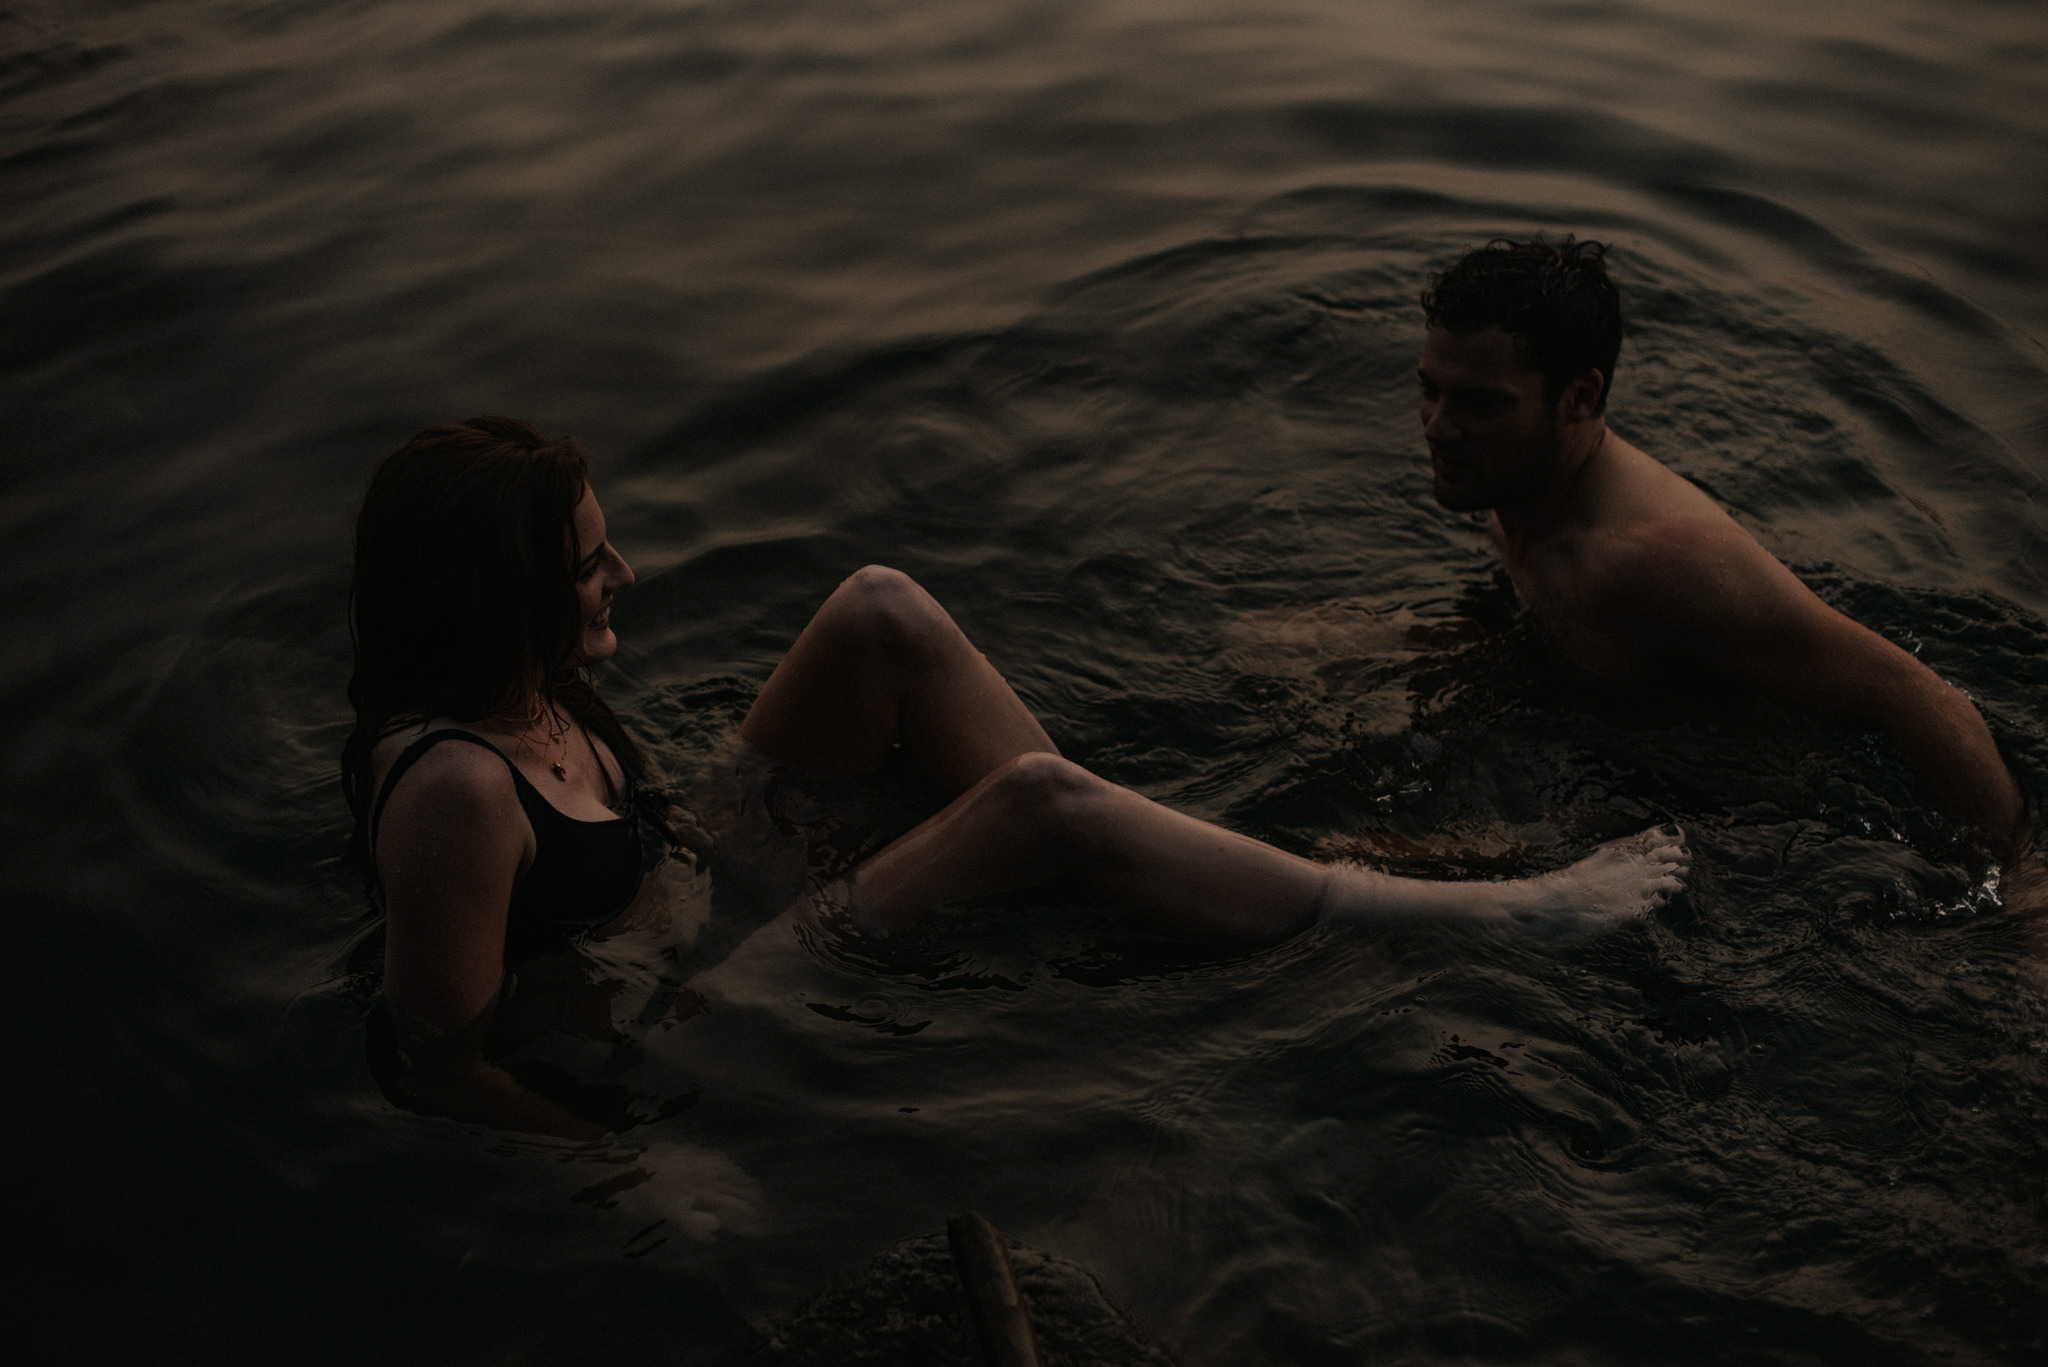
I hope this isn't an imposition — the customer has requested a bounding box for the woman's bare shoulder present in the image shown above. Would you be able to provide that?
[373,726,532,875]
[371,722,520,816]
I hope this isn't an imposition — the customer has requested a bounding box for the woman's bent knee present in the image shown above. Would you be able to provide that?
[983,752,1103,832]
[820,565,951,650]
[840,563,919,602]
[990,750,1089,792]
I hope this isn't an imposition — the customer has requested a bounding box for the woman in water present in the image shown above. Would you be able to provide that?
[345,417,1687,1137]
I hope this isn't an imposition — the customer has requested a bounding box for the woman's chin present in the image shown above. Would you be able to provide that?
[578,630,619,665]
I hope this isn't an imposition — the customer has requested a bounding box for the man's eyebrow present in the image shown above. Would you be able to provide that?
[1419,369,1517,398]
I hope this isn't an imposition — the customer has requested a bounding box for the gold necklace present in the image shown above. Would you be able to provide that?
[527,702,571,782]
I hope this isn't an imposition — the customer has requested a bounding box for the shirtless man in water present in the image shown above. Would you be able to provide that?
[1414,237,2040,910]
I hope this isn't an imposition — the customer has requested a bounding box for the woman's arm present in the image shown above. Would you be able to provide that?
[375,741,604,1141]
[387,987,604,1141]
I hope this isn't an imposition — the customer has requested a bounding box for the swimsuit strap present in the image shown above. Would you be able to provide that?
[367,730,518,858]
[579,722,622,806]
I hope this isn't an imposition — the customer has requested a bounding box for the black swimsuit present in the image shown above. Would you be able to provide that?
[369,729,665,962]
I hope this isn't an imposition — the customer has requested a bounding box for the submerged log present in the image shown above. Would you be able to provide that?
[947,1211,1044,1367]
[731,1226,1176,1364]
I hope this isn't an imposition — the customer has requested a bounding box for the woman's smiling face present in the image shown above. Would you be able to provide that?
[568,483,633,665]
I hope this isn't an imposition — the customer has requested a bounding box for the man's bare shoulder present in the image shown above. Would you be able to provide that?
[1586,512,1751,587]
[1575,444,1812,635]
[1580,437,1731,527]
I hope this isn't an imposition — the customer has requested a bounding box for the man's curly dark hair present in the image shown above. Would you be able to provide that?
[1420,236,1624,413]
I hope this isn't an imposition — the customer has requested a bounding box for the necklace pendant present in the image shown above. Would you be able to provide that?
[551,761,568,781]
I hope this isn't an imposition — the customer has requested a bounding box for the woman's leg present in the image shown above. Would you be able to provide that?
[850,753,1331,941]
[846,754,1689,942]
[740,565,1057,795]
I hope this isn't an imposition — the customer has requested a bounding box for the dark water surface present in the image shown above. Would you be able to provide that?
[9,1,2048,1362]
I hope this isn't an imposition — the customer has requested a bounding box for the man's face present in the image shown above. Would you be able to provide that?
[1416,325,1564,512]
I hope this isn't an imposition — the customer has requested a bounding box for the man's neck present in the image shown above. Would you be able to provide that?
[1494,418,1610,551]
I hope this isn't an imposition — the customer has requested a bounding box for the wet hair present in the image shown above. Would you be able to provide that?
[341,416,648,867]
[1420,236,1623,412]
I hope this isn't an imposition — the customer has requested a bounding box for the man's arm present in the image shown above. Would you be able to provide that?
[1590,520,2026,852]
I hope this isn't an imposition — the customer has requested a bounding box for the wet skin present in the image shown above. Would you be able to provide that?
[372,486,1696,1140]
[1416,323,2038,892]
[373,484,647,1139]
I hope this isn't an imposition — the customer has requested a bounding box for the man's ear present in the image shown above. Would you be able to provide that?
[1561,367,1606,421]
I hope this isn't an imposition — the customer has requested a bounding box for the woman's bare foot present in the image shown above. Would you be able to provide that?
[1320,824,1689,939]
[1493,825,1689,935]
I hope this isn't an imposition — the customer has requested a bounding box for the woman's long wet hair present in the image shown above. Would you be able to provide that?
[341,416,650,869]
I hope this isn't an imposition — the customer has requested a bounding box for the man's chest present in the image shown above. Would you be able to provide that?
[1499,536,1655,681]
